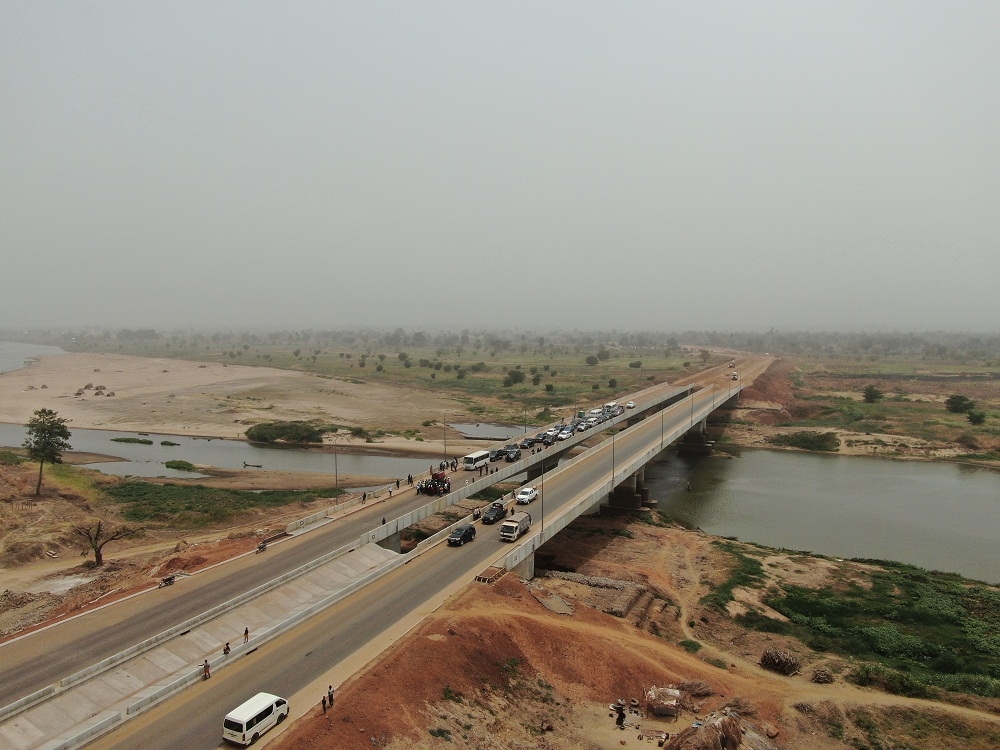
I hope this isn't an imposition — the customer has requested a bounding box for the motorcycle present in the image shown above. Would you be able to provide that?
[158,574,176,588]
[256,541,268,554]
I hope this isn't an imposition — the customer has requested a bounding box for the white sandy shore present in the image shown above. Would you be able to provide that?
[0,352,484,456]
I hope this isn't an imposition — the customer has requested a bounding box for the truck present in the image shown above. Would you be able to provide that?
[499,511,531,542]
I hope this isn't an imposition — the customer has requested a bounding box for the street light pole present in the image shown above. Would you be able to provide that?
[333,434,339,490]
[443,412,448,462]
[540,458,544,537]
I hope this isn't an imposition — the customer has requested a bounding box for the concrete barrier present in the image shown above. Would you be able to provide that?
[0,684,55,722]
[40,710,122,750]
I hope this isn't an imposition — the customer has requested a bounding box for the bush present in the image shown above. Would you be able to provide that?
[545,384,554,392]
[246,421,326,443]
[967,410,986,425]
[608,378,617,388]
[111,437,154,445]
[585,355,599,366]
[945,395,976,413]
[629,360,642,368]
[164,460,197,471]
[768,431,840,452]
[679,639,702,653]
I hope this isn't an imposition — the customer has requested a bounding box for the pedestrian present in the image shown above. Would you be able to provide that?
[382,517,386,525]
[223,642,231,655]
[321,695,327,714]
[389,488,392,497]
[396,478,400,489]
[686,481,691,491]
[203,659,211,679]
[362,491,367,504]
[328,685,335,706]
[243,627,249,643]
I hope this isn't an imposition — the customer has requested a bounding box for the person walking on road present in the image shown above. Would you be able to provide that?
[321,695,327,714]
[203,660,211,679]
[328,685,335,706]
[223,642,231,655]
[243,627,249,643]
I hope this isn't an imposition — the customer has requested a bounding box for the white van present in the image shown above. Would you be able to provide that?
[223,692,288,746]
[462,450,490,470]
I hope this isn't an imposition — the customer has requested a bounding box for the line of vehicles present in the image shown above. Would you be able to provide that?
[462,401,635,472]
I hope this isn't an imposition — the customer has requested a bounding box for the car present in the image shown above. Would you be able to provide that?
[515,487,538,504]
[626,401,636,409]
[447,524,476,546]
[545,427,561,437]
[505,447,522,462]
[577,422,589,432]
[557,429,573,441]
[503,443,519,453]
[519,436,535,449]
[489,449,505,462]
[542,433,557,446]
[586,417,599,427]
[534,432,547,444]
[481,502,507,524]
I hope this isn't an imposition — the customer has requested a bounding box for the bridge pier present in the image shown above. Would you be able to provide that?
[678,417,714,456]
[511,549,534,579]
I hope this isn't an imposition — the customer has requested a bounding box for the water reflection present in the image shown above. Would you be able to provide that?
[648,449,1000,583]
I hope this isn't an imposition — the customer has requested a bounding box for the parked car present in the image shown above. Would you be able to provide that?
[515,487,538,504]
[557,429,573,441]
[542,433,557,446]
[576,422,589,432]
[505,448,522,462]
[489,449,505,462]
[626,401,636,409]
[535,432,548,444]
[481,502,507,525]
[519,436,535,449]
[447,524,476,546]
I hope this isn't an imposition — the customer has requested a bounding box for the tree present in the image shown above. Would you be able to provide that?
[74,520,143,566]
[967,410,987,426]
[585,355,599,366]
[608,378,618,388]
[862,385,884,403]
[945,395,976,413]
[699,349,711,363]
[23,408,72,495]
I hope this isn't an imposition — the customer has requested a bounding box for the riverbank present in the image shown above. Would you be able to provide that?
[0,352,483,456]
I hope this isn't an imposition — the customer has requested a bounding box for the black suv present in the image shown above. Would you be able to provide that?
[519,436,535,449]
[480,502,507,525]
[447,524,476,546]
[489,449,505,462]
[505,448,522,462]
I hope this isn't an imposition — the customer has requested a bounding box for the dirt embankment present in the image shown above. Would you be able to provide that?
[271,516,1000,750]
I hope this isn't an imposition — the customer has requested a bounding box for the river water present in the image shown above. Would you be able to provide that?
[646,449,1000,584]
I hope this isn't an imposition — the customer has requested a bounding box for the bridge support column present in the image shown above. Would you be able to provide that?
[512,549,534,579]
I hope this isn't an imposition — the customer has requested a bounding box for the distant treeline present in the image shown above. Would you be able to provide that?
[5,326,1000,361]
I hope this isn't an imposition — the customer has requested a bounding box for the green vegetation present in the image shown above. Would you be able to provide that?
[160,440,180,446]
[679,639,702,653]
[862,384,884,403]
[24,408,72,495]
[0,450,25,465]
[700,541,767,609]
[945,394,976,413]
[736,559,1000,699]
[103,481,343,526]
[767,431,840,452]
[164,460,197,471]
[111,437,154,445]
[245,421,326,443]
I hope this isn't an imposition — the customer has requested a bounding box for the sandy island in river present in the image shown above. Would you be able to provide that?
[0,352,487,466]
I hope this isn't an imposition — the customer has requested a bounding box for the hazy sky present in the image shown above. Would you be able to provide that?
[3,3,999,332]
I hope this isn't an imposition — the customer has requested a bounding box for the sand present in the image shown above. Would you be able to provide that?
[0,352,483,456]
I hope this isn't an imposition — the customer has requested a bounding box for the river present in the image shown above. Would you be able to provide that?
[647,449,1000,584]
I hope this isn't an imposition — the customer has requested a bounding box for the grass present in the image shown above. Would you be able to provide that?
[736,558,1000,699]
[110,437,154,445]
[163,460,197,471]
[700,541,768,609]
[103,481,344,526]
[768,431,840,452]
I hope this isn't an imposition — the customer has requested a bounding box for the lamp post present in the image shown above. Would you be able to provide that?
[443,412,448,462]
[523,408,527,434]
[539,457,544,537]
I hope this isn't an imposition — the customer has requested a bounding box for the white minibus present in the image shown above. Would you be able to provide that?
[462,450,490,471]
[223,692,288,746]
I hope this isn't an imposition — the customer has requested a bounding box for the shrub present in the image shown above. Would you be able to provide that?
[164,460,197,471]
[679,639,702,653]
[768,431,840,452]
[585,355,599,366]
[945,395,975,413]
[967,410,986,425]
[111,437,154,445]
[246,421,325,443]
[629,360,642,368]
